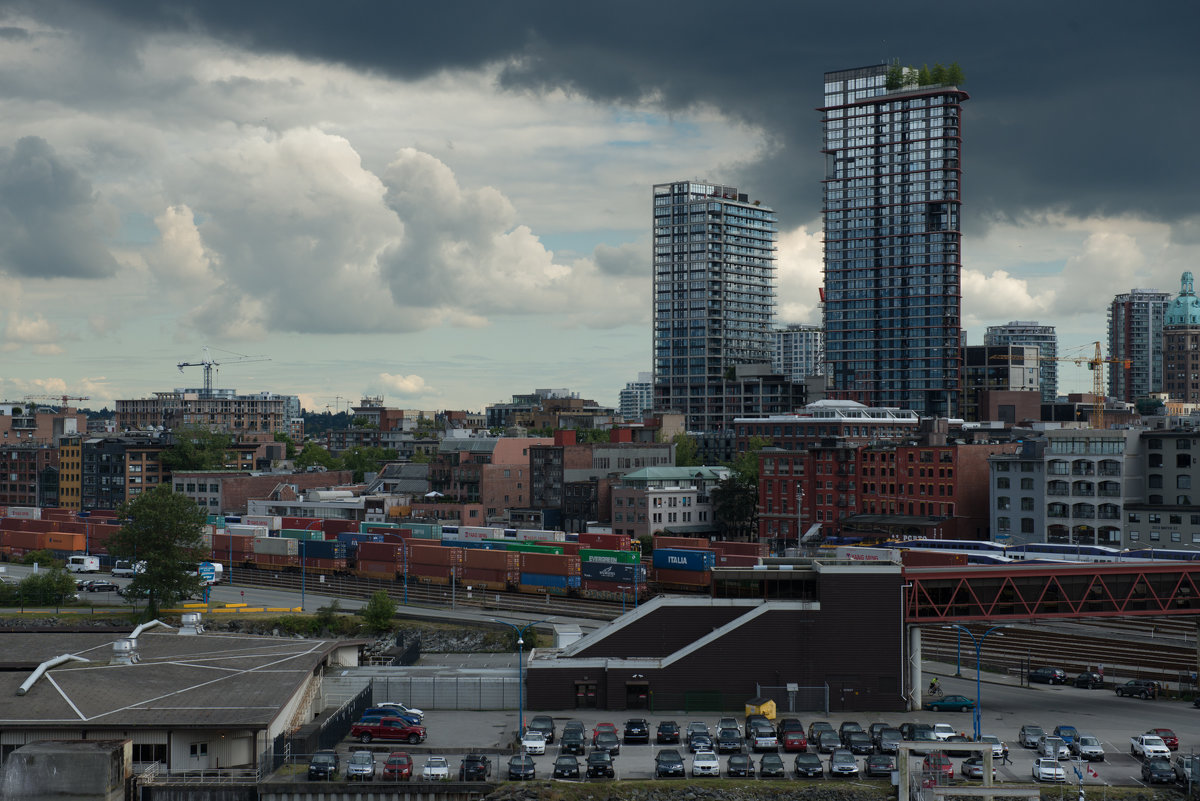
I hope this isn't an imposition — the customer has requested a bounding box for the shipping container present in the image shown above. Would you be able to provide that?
[652,548,715,571]
[212,533,254,555]
[519,552,580,576]
[460,567,517,585]
[653,535,710,551]
[337,532,385,546]
[502,542,564,555]
[355,560,398,579]
[359,521,403,532]
[454,525,507,541]
[1,530,46,550]
[44,532,85,552]
[539,541,581,556]
[278,528,327,541]
[716,541,769,557]
[253,536,298,556]
[513,528,566,542]
[519,572,569,589]
[580,562,647,583]
[409,563,458,581]
[321,519,360,538]
[6,506,41,520]
[242,515,281,530]
[517,583,568,596]
[462,548,520,571]
[299,540,348,560]
[716,554,762,567]
[408,544,463,567]
[653,567,713,586]
[442,539,505,551]
[356,541,402,563]
[836,546,901,563]
[578,532,633,551]
[899,550,967,567]
[399,522,441,540]
[304,557,348,573]
[580,548,641,565]
[227,524,269,538]
[251,552,299,568]
[282,516,323,531]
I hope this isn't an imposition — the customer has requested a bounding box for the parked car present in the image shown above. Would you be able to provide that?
[1174,754,1200,786]
[717,728,745,753]
[520,730,546,754]
[362,707,420,726]
[1072,735,1105,761]
[345,750,375,781]
[748,721,778,753]
[654,749,684,778]
[923,752,954,782]
[594,730,621,757]
[778,718,805,735]
[592,722,618,744]
[759,753,786,778]
[507,754,536,781]
[932,723,957,741]
[944,735,973,757]
[687,733,713,753]
[421,756,449,781]
[562,728,586,755]
[1019,725,1046,749]
[376,701,424,722]
[808,721,835,741]
[838,721,864,745]
[781,729,808,752]
[1032,757,1065,782]
[586,751,615,778]
[687,720,711,739]
[307,749,339,780]
[1029,667,1068,685]
[553,755,580,779]
[563,719,585,735]
[623,718,650,744]
[691,750,720,777]
[846,731,874,755]
[961,756,995,780]
[980,734,1008,760]
[829,749,860,778]
[86,580,120,593]
[717,716,741,732]
[869,722,892,744]
[743,714,767,738]
[1148,728,1179,750]
[908,729,940,755]
[527,715,556,743]
[793,752,824,778]
[727,753,755,777]
[1074,671,1104,689]
[1038,735,1069,760]
[928,695,975,712]
[1052,725,1078,746]
[899,722,934,739]
[865,754,896,778]
[817,731,841,753]
[381,752,412,781]
[1143,757,1175,784]
[459,754,492,781]
[878,729,902,754]
[1115,679,1158,699]
[351,716,426,744]
[656,720,681,744]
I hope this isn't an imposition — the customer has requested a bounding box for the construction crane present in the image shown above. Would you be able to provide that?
[177,346,270,398]
[990,341,1130,430]
[23,394,90,411]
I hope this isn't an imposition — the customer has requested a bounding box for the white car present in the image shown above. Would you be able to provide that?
[346,750,375,781]
[1033,758,1066,783]
[981,734,1008,759]
[691,750,720,777]
[932,723,957,741]
[422,756,449,781]
[377,702,424,722]
[521,730,547,755]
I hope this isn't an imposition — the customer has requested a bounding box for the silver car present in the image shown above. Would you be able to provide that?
[1072,735,1104,761]
[346,750,375,781]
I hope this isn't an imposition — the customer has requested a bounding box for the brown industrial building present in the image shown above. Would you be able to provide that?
[526,561,905,714]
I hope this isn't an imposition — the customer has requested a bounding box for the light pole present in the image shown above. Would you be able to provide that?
[942,623,1008,740]
[492,618,546,740]
[300,539,306,611]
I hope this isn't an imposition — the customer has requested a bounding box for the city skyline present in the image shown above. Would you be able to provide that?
[0,2,1196,411]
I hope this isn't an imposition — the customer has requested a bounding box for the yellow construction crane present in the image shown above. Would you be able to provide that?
[177,346,270,398]
[990,341,1129,430]
[23,394,90,411]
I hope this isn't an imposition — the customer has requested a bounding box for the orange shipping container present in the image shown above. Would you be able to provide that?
[408,544,463,567]
[462,548,520,571]
[357,541,402,563]
[45,532,85,552]
[654,535,709,550]
[653,567,712,586]
[2,529,46,550]
[356,559,398,578]
[519,552,581,576]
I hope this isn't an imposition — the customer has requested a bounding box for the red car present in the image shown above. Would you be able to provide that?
[922,752,953,781]
[382,752,413,781]
[1148,728,1179,750]
[350,716,427,744]
[782,730,809,752]
[593,722,618,744]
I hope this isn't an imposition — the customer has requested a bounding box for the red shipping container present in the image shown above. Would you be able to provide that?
[42,509,76,522]
[463,549,519,570]
[321,519,359,537]
[461,567,511,583]
[253,553,298,568]
[282,517,324,531]
[408,544,463,567]
[900,550,966,567]
[89,510,118,519]
[356,559,397,578]
[357,541,402,563]
[3,530,46,550]
[409,563,457,580]
[306,557,347,572]
[212,533,254,555]
[519,552,581,576]
[578,532,632,551]
[654,535,710,550]
[716,554,761,567]
[718,541,768,557]
[56,522,88,535]
[653,567,712,586]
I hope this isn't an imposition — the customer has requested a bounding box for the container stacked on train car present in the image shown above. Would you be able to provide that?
[652,535,717,588]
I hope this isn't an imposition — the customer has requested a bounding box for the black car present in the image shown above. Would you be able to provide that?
[586,751,615,778]
[838,721,864,745]
[727,753,755,777]
[794,752,824,778]
[899,722,933,739]
[944,735,972,757]
[561,729,586,755]
[846,731,874,755]
[87,580,120,593]
[817,731,841,754]
[459,754,491,781]
[869,722,892,744]
[594,731,621,757]
[759,753,786,778]
[1143,758,1175,784]
[507,755,536,781]
[808,721,835,742]
[1116,679,1158,699]
[527,715,556,743]
[878,728,902,755]
[623,718,650,744]
[654,749,684,778]
[656,720,681,744]
[865,754,896,778]
[717,728,744,753]
[308,749,339,780]
[552,756,580,779]
[1074,671,1104,689]
[778,717,805,734]
[1029,667,1068,685]
[744,714,768,738]
[688,733,714,753]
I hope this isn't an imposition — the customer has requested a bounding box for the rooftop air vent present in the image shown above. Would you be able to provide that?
[110,638,140,666]
[179,612,204,636]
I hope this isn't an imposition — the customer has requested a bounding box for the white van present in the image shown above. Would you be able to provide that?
[111,560,146,578]
[66,554,100,573]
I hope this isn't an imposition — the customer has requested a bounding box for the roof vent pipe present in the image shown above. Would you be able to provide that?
[16,654,90,696]
[130,619,173,639]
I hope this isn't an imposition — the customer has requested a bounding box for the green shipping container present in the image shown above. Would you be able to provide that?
[360,521,403,532]
[406,522,442,539]
[580,548,641,564]
[503,542,564,555]
[278,528,327,541]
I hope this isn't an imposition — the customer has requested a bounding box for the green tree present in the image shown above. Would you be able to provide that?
[918,64,933,86]
[409,450,432,464]
[295,441,338,471]
[340,446,399,482]
[672,432,701,467]
[712,436,770,539]
[946,62,965,86]
[107,484,207,619]
[161,428,235,472]
[885,61,904,90]
[730,435,771,484]
[359,591,397,632]
[18,568,76,605]
[273,432,297,460]
[930,63,947,84]
[21,549,61,568]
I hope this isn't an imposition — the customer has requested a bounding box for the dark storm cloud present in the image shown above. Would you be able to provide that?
[13,1,1197,232]
[0,136,119,279]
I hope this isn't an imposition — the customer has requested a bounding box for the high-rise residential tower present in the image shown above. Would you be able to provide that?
[820,64,968,417]
[652,180,778,431]
[1163,272,1200,403]
[618,372,654,421]
[772,324,824,381]
[1108,288,1170,403]
[984,321,1058,403]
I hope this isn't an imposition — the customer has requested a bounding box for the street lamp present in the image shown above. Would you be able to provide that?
[942,623,1008,740]
[492,618,546,740]
[300,539,306,612]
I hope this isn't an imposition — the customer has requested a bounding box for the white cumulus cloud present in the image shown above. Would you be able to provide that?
[379,373,429,396]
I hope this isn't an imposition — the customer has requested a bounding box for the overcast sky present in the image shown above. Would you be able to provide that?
[0,1,1196,413]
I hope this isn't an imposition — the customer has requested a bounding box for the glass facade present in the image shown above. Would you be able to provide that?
[1107,289,1170,402]
[820,64,968,417]
[984,321,1058,403]
[652,181,777,432]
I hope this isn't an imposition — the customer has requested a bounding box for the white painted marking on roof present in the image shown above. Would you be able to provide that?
[45,673,86,720]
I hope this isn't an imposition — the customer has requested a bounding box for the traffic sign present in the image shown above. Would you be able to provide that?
[199,562,216,583]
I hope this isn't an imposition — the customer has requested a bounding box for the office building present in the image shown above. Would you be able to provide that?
[1108,288,1170,402]
[652,180,778,432]
[962,344,1040,422]
[772,324,824,381]
[984,320,1058,402]
[820,64,968,417]
[1163,271,1200,403]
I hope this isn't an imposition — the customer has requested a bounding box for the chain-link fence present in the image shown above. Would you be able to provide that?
[326,674,519,710]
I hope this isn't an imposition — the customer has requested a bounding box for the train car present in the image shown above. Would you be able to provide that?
[890,538,1009,560]
[1005,542,1125,562]
[1122,548,1200,561]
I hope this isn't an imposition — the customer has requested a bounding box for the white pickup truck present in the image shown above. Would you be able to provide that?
[1131,734,1171,760]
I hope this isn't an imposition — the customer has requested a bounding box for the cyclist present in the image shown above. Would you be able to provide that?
[928,677,941,696]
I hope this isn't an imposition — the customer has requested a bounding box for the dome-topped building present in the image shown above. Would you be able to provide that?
[1164,271,1200,402]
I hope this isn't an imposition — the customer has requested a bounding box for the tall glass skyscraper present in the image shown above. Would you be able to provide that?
[652,181,777,432]
[820,64,968,417]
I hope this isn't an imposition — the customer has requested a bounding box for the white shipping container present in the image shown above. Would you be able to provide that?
[242,515,281,531]
[253,536,298,556]
[226,524,269,538]
[514,528,565,542]
[6,506,41,520]
[454,526,502,542]
[834,546,900,562]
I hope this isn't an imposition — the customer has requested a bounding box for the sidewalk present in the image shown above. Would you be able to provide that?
[923,658,1024,688]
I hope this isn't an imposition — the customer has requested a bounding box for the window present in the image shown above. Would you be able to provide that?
[190,743,208,758]
[1179,439,1193,450]
[133,743,168,763]
[1181,475,1193,489]
[996,517,1010,532]
[1171,514,1183,525]
[1172,531,1181,542]
[1020,478,1034,490]
[1150,531,1161,541]
[1150,514,1161,524]
[996,477,1010,489]
[1021,497,1034,511]
[996,496,1010,510]
[1021,518,1035,533]
[1128,512,1141,523]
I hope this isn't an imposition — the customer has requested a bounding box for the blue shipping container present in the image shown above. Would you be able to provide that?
[337,532,385,545]
[519,572,569,589]
[652,548,715,571]
[580,562,647,583]
[440,539,506,551]
[300,540,348,560]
